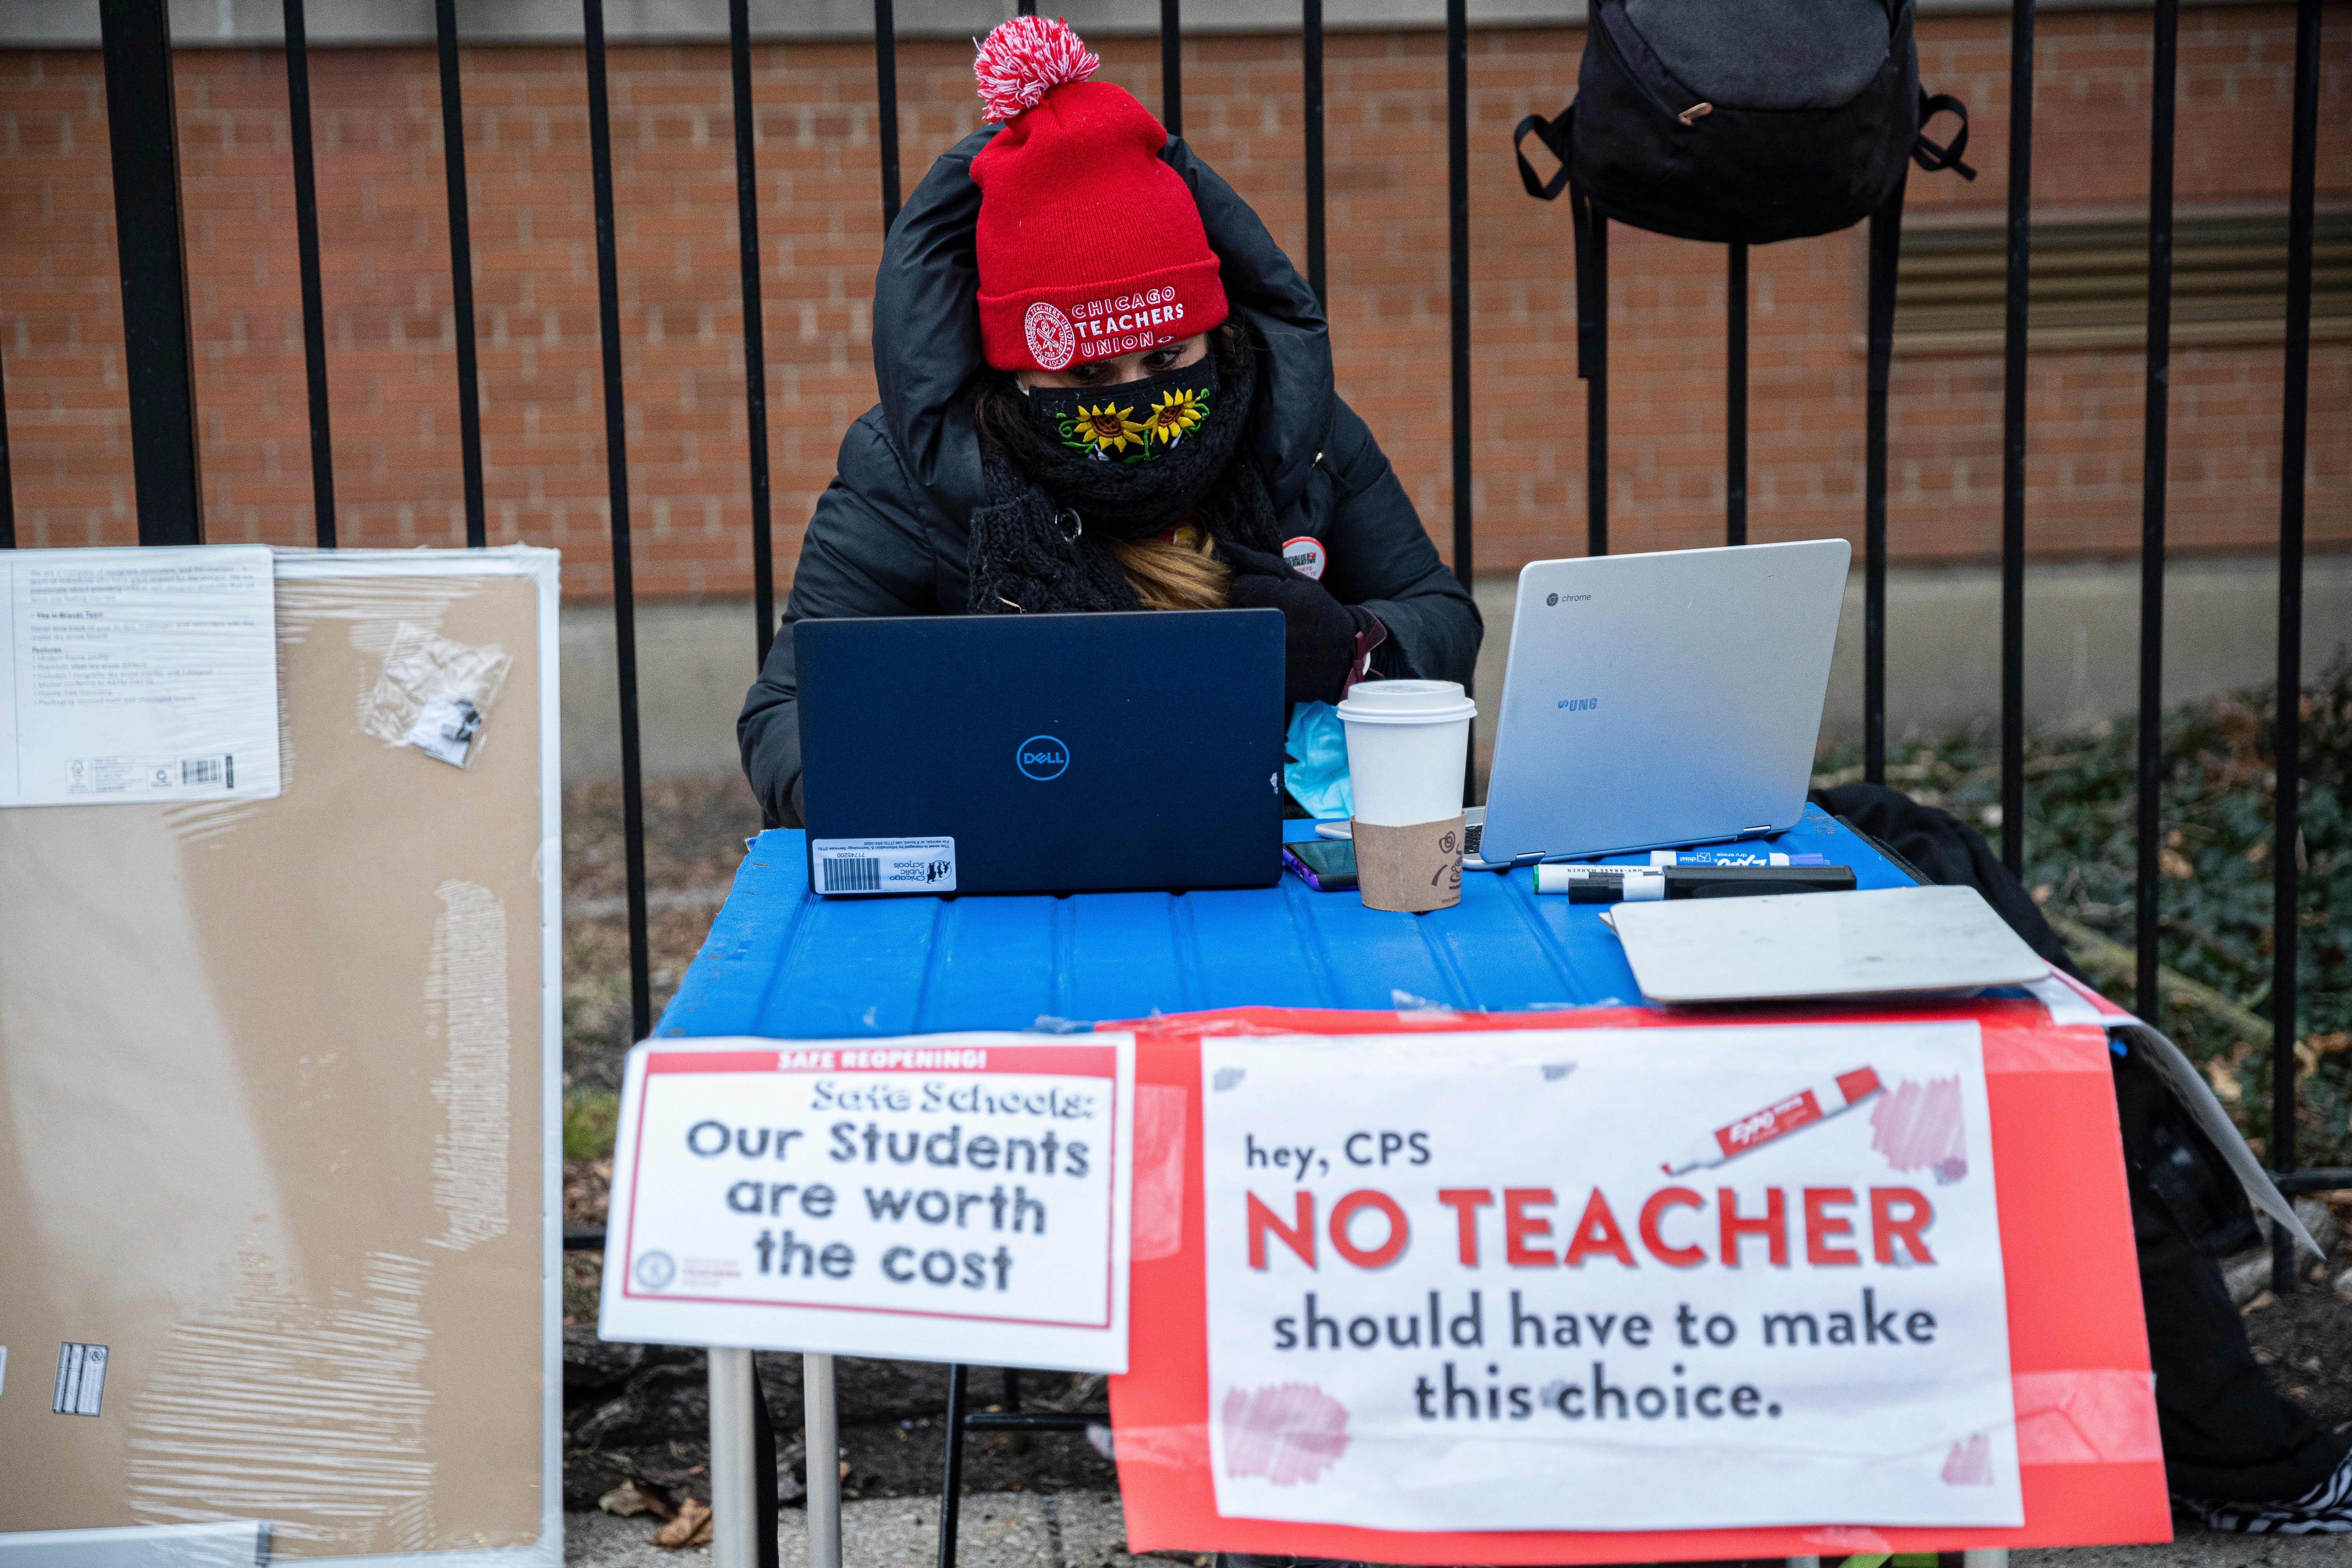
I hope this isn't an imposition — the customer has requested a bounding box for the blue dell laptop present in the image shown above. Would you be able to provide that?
[795,610,1286,896]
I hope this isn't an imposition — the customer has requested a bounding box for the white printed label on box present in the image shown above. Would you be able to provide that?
[811,837,956,895]
[53,1343,107,1416]
[0,546,281,807]
[600,1033,1132,1372]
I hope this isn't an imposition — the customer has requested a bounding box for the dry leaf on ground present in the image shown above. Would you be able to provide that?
[652,1497,713,1548]
[597,1479,670,1519]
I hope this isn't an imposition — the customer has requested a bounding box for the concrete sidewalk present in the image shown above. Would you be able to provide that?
[563,1494,2346,1568]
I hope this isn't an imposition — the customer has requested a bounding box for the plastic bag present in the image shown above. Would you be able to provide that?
[358,623,514,768]
[1283,700,1354,820]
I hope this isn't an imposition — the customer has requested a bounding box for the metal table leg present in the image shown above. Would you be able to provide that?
[806,1353,842,1568]
[709,1346,759,1568]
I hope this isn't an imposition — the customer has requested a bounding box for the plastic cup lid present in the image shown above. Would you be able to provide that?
[1335,679,1476,725]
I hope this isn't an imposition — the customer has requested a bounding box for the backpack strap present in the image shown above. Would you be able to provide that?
[1512,104,1574,201]
[1912,92,1977,180]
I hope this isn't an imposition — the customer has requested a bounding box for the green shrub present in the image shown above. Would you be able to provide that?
[1815,662,2351,1168]
[563,1085,621,1163]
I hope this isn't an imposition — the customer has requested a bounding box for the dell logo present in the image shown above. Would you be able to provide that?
[1016,735,1069,780]
[1558,697,1600,712]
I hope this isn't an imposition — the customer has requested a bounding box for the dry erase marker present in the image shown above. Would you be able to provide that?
[1537,864,1855,901]
[1534,865,1665,900]
[1649,849,1828,867]
[1660,1067,1884,1174]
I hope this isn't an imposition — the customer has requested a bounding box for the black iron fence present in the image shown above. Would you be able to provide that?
[0,0,2337,1258]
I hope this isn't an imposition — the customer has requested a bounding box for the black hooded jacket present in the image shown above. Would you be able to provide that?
[739,129,1483,827]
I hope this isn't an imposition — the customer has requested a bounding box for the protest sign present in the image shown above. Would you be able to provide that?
[1198,1022,2016,1530]
[1110,1000,2169,1562]
[600,1033,1133,1372]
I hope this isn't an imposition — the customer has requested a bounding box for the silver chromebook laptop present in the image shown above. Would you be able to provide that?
[1467,539,1850,867]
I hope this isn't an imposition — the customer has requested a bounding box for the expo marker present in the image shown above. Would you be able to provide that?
[1648,849,1828,867]
[1660,1067,1884,1174]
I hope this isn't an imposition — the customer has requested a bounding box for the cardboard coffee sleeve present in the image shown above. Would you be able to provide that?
[1353,813,1466,913]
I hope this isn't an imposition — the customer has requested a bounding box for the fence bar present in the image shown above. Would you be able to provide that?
[1998,0,2033,871]
[1161,0,1183,138]
[584,0,654,1042]
[2270,0,2322,1285]
[1303,0,1326,308]
[1726,242,1746,548]
[2136,0,2177,1020]
[1864,186,1903,787]
[1586,216,1607,557]
[936,1363,969,1568]
[434,0,488,548]
[98,0,203,545]
[873,0,902,230]
[1445,0,1470,591]
[752,1369,782,1568]
[282,0,336,548]
[0,335,13,546]
[732,0,777,665]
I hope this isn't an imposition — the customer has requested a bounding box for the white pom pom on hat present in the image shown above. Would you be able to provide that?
[973,15,1101,123]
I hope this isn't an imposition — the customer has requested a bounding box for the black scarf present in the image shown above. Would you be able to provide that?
[968,339,1285,615]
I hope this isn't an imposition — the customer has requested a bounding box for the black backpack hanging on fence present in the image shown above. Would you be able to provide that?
[1513,0,1975,243]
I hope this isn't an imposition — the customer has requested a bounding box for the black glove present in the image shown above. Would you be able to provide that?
[1221,543,1377,706]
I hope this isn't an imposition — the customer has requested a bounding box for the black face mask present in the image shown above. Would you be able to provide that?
[1005,350,1243,541]
[1022,353,1219,463]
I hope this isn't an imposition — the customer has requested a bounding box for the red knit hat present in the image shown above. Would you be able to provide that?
[969,18,1229,374]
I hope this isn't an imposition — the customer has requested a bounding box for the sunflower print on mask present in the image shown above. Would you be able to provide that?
[1141,387,1207,446]
[1056,385,1212,463]
[1060,402,1147,458]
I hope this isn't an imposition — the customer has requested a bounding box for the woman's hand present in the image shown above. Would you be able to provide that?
[1220,543,1382,706]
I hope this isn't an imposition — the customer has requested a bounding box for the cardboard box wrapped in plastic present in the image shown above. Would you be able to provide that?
[0,548,563,1564]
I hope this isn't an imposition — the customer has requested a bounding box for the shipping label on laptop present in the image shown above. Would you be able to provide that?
[811,837,956,895]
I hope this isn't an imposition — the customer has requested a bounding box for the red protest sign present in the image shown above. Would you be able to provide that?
[1108,999,2168,1562]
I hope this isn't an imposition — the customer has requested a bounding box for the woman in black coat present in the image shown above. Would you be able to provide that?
[739,18,1479,828]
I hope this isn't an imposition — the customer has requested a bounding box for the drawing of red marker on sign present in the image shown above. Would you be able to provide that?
[1661,1068,1884,1174]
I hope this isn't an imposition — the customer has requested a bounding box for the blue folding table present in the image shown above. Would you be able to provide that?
[655,805,1913,1037]
[651,806,1950,1568]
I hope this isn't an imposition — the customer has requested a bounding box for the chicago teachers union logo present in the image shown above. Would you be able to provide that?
[1024,301,1077,370]
[1017,735,1069,780]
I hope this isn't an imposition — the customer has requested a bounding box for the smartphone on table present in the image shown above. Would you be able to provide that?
[1281,836,1357,891]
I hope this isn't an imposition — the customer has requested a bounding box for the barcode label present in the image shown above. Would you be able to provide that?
[810,837,956,896]
[64,753,236,795]
[822,857,882,893]
[53,1342,107,1416]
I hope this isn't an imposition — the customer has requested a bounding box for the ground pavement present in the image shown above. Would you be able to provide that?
[562,1495,2348,1568]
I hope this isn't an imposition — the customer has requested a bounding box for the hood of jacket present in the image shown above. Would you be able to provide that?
[873,128,1335,528]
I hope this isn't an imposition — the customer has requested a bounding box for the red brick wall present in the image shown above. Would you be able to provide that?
[0,7,2343,598]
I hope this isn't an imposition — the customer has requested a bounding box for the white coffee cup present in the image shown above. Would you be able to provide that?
[1335,680,1476,826]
